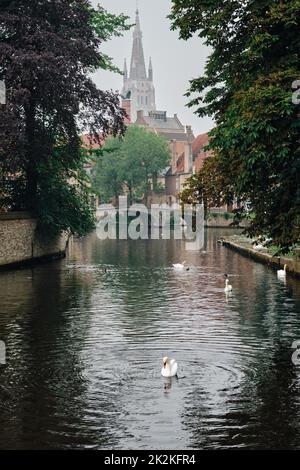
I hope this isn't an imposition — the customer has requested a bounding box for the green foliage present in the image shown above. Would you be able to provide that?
[92,138,124,203]
[0,1,128,237]
[170,0,300,252]
[34,149,95,239]
[90,5,132,74]
[180,155,234,218]
[93,126,171,204]
[223,212,233,221]
[208,212,234,221]
[90,5,131,42]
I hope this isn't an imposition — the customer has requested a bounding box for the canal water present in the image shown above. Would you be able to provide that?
[1,229,300,450]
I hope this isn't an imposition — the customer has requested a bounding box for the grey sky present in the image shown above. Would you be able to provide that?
[91,0,214,136]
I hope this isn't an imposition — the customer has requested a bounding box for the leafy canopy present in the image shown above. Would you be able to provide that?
[93,126,171,204]
[0,0,130,237]
[170,0,300,250]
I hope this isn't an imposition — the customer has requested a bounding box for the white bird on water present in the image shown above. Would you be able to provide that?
[277,264,287,280]
[172,262,186,270]
[224,275,233,293]
[161,357,178,378]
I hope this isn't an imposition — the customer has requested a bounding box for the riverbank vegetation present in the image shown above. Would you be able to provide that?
[0,1,130,238]
[92,126,171,205]
[170,0,300,252]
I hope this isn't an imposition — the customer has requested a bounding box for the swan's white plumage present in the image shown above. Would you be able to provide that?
[172,263,185,270]
[161,357,178,377]
[225,279,233,293]
[277,264,287,279]
[253,244,267,252]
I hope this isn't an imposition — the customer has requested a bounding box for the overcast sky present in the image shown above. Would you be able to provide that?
[91,0,214,136]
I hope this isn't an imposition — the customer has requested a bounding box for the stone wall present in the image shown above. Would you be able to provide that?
[0,212,69,268]
[223,237,300,279]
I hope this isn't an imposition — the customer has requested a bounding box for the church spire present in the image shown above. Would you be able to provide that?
[148,57,153,81]
[123,59,128,80]
[122,8,156,122]
[130,9,147,80]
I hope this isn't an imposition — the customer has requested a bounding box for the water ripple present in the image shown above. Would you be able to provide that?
[1,232,300,449]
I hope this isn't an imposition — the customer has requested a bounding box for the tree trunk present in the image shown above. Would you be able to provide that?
[144,178,149,208]
[152,173,158,192]
[128,186,133,206]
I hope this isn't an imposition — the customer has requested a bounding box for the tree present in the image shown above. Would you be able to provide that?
[170,0,300,251]
[92,138,124,203]
[93,126,171,205]
[90,5,132,74]
[180,155,234,218]
[0,1,130,237]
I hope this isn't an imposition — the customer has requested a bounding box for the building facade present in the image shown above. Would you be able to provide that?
[135,109,194,203]
[192,133,212,173]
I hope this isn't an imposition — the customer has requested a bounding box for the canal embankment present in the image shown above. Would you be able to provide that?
[223,234,300,278]
[205,211,249,228]
[0,212,69,269]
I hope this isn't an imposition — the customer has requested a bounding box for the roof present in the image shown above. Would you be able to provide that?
[81,134,104,150]
[159,132,188,142]
[143,111,185,131]
[192,133,210,155]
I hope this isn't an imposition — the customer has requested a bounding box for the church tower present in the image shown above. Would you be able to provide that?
[122,9,156,122]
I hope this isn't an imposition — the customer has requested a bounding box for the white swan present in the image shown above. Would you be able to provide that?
[225,278,233,293]
[277,264,287,279]
[161,357,178,377]
[253,243,267,252]
[172,262,186,270]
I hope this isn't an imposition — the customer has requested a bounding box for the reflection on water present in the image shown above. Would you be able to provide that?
[1,229,300,449]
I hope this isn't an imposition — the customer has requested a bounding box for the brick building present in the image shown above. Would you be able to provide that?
[192,132,212,172]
